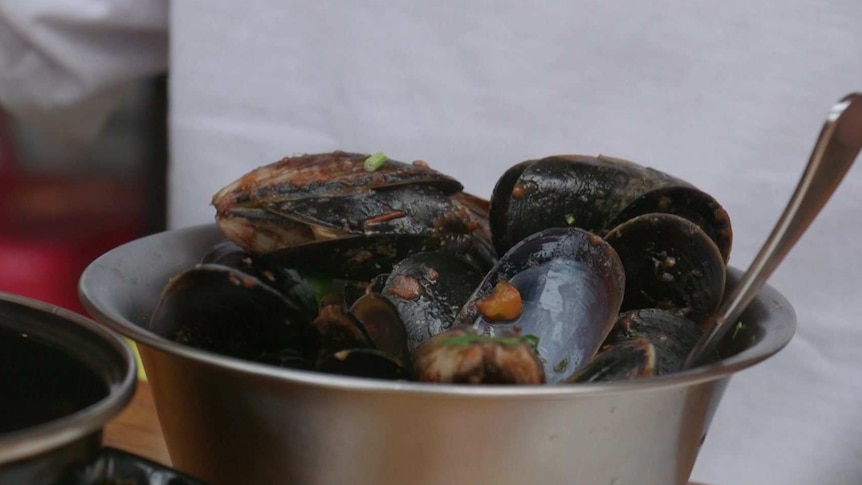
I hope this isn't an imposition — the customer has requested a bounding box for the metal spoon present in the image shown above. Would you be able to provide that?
[684,92,862,369]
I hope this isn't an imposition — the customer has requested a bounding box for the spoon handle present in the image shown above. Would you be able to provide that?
[685,93,862,369]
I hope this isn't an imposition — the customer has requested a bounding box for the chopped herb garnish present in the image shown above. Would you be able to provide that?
[554,358,569,372]
[309,276,333,303]
[565,214,575,225]
[731,321,744,339]
[439,333,540,349]
[522,334,540,353]
[364,152,388,172]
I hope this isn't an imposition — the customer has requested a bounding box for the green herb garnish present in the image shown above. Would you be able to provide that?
[364,152,388,172]
[565,214,575,225]
[308,276,333,303]
[554,358,569,372]
[522,334,540,353]
[439,333,540,350]
[731,321,744,339]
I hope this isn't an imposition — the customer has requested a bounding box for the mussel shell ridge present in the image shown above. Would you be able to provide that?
[607,186,733,263]
[457,227,626,383]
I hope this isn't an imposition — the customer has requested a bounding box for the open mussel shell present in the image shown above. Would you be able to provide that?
[605,308,705,374]
[606,185,733,263]
[149,264,315,361]
[566,338,656,383]
[412,326,545,384]
[349,293,411,366]
[489,154,690,255]
[201,241,319,318]
[456,227,626,383]
[605,213,726,323]
[316,348,410,381]
[381,250,485,353]
[312,304,373,361]
[312,292,410,373]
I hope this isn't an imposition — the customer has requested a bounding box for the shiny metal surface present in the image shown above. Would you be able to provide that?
[80,224,797,485]
[686,92,862,368]
[0,292,137,484]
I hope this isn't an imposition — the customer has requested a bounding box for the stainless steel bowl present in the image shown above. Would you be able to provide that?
[79,224,797,485]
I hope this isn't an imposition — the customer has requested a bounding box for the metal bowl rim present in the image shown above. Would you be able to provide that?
[79,223,797,398]
[0,292,138,466]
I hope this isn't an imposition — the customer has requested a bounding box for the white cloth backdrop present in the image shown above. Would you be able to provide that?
[2,1,861,484]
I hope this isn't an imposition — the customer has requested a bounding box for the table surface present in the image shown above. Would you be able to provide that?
[103,379,709,485]
[103,379,170,465]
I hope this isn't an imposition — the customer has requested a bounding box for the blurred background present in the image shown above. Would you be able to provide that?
[0,76,167,314]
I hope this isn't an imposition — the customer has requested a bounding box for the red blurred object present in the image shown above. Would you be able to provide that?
[0,112,146,314]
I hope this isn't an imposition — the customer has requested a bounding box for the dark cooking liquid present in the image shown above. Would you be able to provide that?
[0,326,108,434]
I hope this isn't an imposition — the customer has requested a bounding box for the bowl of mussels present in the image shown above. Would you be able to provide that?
[80,151,797,485]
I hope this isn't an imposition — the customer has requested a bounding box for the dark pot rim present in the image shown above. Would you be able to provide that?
[0,292,137,466]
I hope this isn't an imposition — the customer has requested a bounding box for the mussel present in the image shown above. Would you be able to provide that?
[382,250,485,352]
[212,151,494,278]
[454,227,626,383]
[149,247,318,366]
[604,213,726,322]
[313,293,411,379]
[151,150,735,385]
[489,154,732,261]
[568,309,707,383]
[490,154,731,326]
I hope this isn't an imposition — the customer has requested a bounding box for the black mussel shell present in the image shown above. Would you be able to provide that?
[368,273,390,294]
[566,338,656,383]
[451,192,498,271]
[343,281,370,308]
[150,264,314,361]
[489,155,689,255]
[312,304,373,361]
[382,250,485,353]
[256,347,315,370]
[213,152,466,256]
[457,227,626,383]
[606,186,733,263]
[211,207,316,255]
[412,326,544,384]
[214,152,463,210]
[200,240,248,265]
[316,348,410,380]
[605,213,726,323]
[200,241,318,321]
[349,293,411,366]
[268,185,472,240]
[265,233,445,281]
[605,308,704,374]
